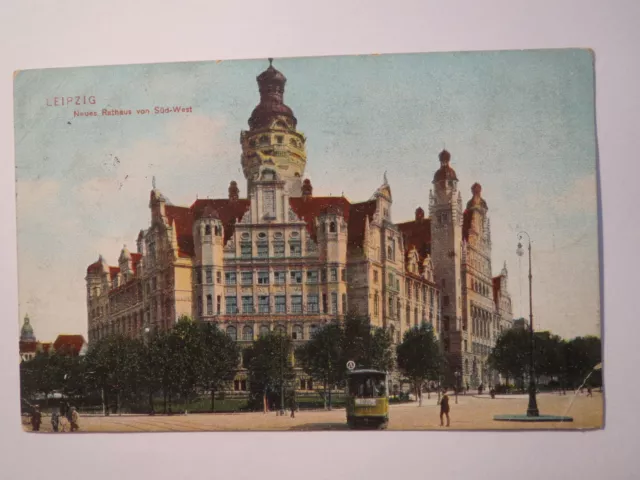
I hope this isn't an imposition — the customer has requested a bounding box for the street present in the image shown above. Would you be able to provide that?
[23,392,603,432]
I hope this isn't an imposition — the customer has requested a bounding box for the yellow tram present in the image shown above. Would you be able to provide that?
[345,369,389,429]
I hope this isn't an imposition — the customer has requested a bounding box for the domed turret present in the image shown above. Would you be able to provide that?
[466,182,488,210]
[433,149,458,183]
[20,314,36,343]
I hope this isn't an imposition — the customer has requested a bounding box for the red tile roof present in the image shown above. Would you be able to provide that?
[347,200,377,248]
[289,197,352,242]
[53,335,86,355]
[39,342,52,354]
[86,260,102,274]
[397,217,432,266]
[492,276,501,305]
[131,253,142,274]
[109,266,120,280]
[190,199,251,246]
[19,341,37,354]
[166,205,196,257]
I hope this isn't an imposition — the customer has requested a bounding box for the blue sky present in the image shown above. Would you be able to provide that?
[14,49,599,342]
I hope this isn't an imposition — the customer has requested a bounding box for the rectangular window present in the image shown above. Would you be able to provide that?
[407,282,412,298]
[242,296,254,314]
[241,271,253,285]
[205,267,213,284]
[257,243,268,258]
[216,271,221,284]
[225,272,237,285]
[388,273,393,287]
[307,295,319,313]
[290,242,302,257]
[240,243,252,259]
[331,292,338,313]
[341,269,346,282]
[225,296,237,314]
[306,270,318,283]
[257,271,269,285]
[206,295,213,315]
[274,271,286,285]
[330,268,337,282]
[373,270,379,283]
[321,269,327,282]
[291,295,303,313]
[273,243,285,257]
[259,296,270,313]
[275,295,286,313]
[322,294,327,313]
[216,295,221,314]
[290,271,303,284]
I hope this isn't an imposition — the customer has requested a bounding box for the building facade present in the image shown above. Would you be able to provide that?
[85,60,512,389]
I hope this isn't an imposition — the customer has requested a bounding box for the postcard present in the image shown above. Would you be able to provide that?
[14,50,602,432]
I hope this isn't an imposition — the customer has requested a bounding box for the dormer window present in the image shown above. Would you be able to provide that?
[276,135,284,144]
[329,222,336,233]
[205,225,212,235]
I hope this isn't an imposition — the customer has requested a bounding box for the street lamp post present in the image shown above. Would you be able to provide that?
[454,370,460,404]
[280,334,285,416]
[143,326,154,415]
[517,231,539,417]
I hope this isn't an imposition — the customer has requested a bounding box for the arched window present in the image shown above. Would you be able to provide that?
[292,325,303,340]
[226,325,237,340]
[309,324,318,338]
[215,225,222,236]
[329,221,336,233]
[205,225,211,235]
[275,324,286,335]
[259,325,270,337]
[242,326,253,341]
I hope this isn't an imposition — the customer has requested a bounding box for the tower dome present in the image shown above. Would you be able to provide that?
[248,58,297,130]
[433,149,458,183]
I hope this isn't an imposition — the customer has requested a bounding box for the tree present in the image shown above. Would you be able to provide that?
[339,315,394,381]
[245,331,295,412]
[488,328,531,387]
[199,322,240,411]
[563,336,602,389]
[295,321,343,410]
[396,323,443,406]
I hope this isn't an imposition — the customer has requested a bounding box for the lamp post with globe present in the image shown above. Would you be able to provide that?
[516,231,539,417]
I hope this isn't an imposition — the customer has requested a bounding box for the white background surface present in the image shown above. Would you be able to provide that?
[1,1,639,478]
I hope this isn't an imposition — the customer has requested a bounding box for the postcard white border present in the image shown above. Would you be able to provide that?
[1,0,638,478]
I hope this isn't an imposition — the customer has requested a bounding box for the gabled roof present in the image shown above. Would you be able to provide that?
[347,200,377,248]
[53,335,86,355]
[397,217,432,268]
[190,199,251,246]
[166,205,195,257]
[289,197,352,242]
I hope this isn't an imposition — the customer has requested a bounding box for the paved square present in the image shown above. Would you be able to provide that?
[23,392,603,433]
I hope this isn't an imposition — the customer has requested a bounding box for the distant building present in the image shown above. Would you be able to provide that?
[513,317,530,329]
[18,314,87,362]
[53,335,88,356]
[85,60,513,389]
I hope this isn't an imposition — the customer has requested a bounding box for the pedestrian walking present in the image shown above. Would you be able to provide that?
[51,409,60,432]
[70,407,79,432]
[30,405,42,432]
[439,392,450,427]
[290,396,297,418]
[587,387,593,397]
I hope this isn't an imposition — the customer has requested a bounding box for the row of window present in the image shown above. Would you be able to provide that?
[238,241,308,258]
[225,324,320,341]
[198,293,347,316]
[195,268,347,286]
[372,292,435,322]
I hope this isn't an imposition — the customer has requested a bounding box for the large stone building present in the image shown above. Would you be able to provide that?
[85,60,512,389]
